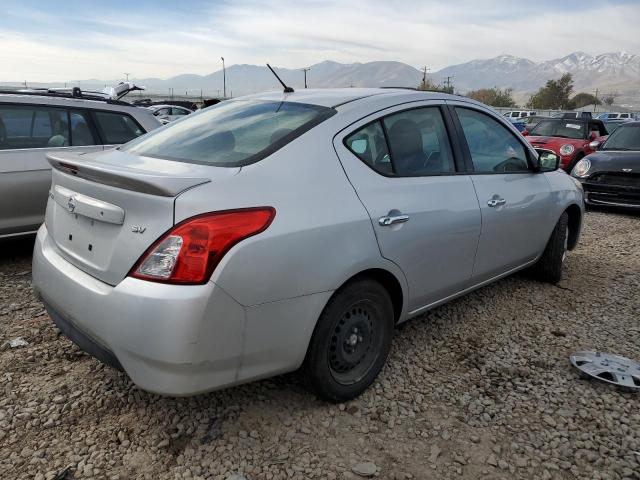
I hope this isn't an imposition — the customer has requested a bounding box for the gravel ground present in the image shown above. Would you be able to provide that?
[0,210,639,480]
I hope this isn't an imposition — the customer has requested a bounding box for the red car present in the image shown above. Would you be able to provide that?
[524,118,608,171]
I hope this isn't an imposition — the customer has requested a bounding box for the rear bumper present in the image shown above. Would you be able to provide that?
[32,225,332,396]
[582,183,640,209]
[44,300,123,371]
[33,224,247,396]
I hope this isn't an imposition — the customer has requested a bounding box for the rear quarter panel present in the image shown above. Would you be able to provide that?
[543,169,585,245]
[173,119,409,311]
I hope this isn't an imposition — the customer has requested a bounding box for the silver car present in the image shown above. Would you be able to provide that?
[147,104,194,124]
[0,89,161,239]
[32,88,584,402]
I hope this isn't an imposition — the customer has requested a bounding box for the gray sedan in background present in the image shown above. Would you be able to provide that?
[32,88,583,401]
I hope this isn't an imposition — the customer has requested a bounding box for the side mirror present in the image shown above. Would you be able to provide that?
[589,131,598,140]
[589,140,600,150]
[534,149,560,172]
[522,129,529,136]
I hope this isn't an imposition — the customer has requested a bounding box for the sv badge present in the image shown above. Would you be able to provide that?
[131,226,147,234]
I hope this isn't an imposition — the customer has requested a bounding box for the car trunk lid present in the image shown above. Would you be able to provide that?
[45,149,239,285]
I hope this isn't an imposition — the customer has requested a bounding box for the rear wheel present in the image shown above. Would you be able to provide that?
[302,279,394,402]
[530,212,569,284]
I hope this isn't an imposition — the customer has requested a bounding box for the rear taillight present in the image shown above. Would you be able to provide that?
[130,207,275,285]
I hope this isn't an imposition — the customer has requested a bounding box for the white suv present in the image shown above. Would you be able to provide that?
[503,110,536,120]
[0,84,162,239]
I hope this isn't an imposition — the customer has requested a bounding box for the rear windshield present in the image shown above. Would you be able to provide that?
[121,100,335,166]
[530,120,586,140]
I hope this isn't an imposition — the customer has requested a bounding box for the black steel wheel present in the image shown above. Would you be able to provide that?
[530,211,569,284]
[302,278,394,402]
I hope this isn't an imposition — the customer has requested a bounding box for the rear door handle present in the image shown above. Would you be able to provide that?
[379,213,410,226]
[487,198,506,208]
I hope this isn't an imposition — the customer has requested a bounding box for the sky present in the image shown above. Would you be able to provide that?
[1,0,640,82]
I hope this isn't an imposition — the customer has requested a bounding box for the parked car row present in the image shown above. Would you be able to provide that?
[596,112,637,120]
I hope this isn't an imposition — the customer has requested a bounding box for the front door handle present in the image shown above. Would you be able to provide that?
[487,198,507,208]
[379,212,410,226]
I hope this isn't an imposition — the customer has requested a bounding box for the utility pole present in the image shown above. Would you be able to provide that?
[124,72,131,82]
[421,66,431,89]
[444,76,454,92]
[301,67,310,88]
[221,57,226,99]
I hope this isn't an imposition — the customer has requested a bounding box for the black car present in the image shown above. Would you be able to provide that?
[572,121,640,209]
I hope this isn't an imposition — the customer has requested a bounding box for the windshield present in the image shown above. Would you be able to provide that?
[603,121,627,133]
[122,100,335,166]
[530,120,586,139]
[602,124,640,151]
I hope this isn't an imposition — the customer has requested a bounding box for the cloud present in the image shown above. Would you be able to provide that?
[1,0,639,82]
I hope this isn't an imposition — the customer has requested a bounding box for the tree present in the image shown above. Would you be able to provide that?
[417,77,454,94]
[602,94,617,107]
[569,93,601,109]
[527,74,574,109]
[466,87,516,107]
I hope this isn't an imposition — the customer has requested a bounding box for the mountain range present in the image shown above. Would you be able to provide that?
[5,51,640,107]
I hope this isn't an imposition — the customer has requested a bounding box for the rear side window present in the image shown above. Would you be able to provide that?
[69,110,97,146]
[0,104,69,150]
[345,121,392,173]
[93,111,145,144]
[456,108,530,174]
[122,100,335,166]
[345,107,455,176]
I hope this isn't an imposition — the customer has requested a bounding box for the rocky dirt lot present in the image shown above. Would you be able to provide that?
[0,210,639,480]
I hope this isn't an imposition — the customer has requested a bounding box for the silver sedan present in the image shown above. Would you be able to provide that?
[32,88,583,402]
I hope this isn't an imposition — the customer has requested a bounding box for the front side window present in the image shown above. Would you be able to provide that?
[0,104,68,150]
[123,100,335,166]
[456,108,530,173]
[93,111,145,144]
[171,107,189,116]
[345,107,455,176]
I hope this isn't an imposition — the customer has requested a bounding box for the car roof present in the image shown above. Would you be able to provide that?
[238,88,463,108]
[0,92,142,113]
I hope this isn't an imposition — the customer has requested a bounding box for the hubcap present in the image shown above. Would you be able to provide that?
[329,303,379,385]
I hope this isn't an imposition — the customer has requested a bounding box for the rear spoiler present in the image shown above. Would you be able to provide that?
[47,152,211,197]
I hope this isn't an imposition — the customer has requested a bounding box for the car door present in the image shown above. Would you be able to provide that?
[448,103,554,283]
[0,104,104,236]
[334,103,481,313]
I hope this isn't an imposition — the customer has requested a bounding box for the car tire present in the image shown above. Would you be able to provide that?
[531,212,569,284]
[302,278,394,403]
